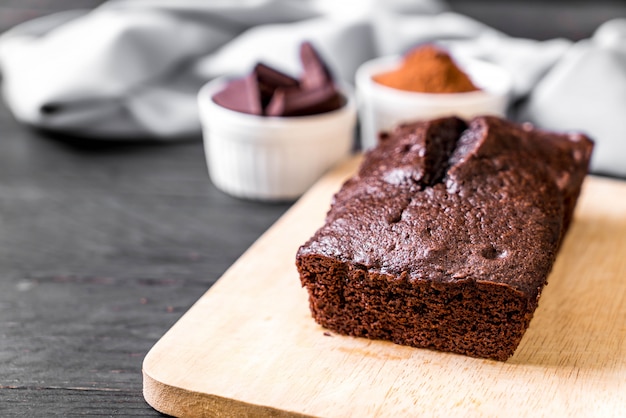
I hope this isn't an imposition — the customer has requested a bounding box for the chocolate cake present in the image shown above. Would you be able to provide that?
[296,116,593,361]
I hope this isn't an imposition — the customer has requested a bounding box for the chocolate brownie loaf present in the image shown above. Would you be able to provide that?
[296,116,593,361]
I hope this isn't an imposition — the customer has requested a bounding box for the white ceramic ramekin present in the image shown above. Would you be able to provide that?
[198,78,357,201]
[356,56,513,150]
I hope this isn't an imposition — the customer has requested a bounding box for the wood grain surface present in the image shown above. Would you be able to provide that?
[143,156,626,417]
[0,96,291,416]
[2,2,626,416]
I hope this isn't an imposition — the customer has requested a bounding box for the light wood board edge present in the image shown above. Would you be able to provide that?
[142,156,361,417]
[143,369,313,418]
[142,154,626,417]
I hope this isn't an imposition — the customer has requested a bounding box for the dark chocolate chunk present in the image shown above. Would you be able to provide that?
[299,41,333,91]
[254,63,299,108]
[212,42,342,117]
[265,84,343,117]
[212,73,262,115]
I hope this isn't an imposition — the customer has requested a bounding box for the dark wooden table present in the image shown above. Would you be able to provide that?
[1,1,625,416]
[0,97,292,415]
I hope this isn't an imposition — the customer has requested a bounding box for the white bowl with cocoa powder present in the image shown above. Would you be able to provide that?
[356,53,512,150]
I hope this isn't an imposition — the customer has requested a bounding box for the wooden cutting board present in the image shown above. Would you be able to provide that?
[143,156,626,417]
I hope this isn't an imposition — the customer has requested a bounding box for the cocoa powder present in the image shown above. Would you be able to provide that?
[373,44,479,93]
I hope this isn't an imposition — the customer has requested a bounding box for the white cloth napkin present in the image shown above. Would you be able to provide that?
[521,19,626,176]
[0,0,442,139]
[0,0,624,175]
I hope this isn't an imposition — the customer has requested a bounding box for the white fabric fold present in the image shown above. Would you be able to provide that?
[0,0,442,139]
[522,19,626,176]
[0,0,625,175]
[0,6,235,137]
[194,17,376,85]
